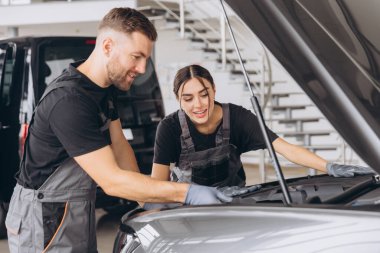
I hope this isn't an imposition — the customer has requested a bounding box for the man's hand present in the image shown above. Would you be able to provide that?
[143,185,233,210]
[185,184,233,205]
[326,162,375,177]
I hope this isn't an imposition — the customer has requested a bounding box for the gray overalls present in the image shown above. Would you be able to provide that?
[171,104,245,187]
[5,81,112,253]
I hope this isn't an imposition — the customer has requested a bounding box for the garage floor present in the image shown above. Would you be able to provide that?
[0,165,311,252]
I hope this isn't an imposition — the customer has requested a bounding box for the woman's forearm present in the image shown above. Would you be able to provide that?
[273,138,327,172]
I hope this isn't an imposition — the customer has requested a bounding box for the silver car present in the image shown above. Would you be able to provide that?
[113,0,380,252]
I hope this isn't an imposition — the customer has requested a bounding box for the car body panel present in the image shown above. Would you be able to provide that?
[127,206,380,253]
[116,174,380,252]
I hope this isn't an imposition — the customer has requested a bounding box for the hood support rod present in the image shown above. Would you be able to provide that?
[220,0,292,205]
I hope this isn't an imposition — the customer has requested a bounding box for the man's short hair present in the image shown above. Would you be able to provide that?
[99,7,157,41]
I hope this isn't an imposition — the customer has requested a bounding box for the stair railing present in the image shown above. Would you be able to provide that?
[153,0,263,92]
[153,0,276,109]
[153,1,223,50]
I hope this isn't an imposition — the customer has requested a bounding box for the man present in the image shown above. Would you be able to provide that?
[5,8,230,253]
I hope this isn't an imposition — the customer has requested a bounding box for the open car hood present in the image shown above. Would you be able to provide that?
[224,0,380,171]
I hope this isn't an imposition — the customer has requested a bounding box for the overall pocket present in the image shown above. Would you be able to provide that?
[42,201,92,253]
[191,154,230,186]
[6,211,33,252]
[42,202,67,249]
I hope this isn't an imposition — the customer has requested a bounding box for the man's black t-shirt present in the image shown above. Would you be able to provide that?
[17,61,118,189]
[153,102,279,165]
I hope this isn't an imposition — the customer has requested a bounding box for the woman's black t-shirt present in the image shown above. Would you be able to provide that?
[153,102,279,166]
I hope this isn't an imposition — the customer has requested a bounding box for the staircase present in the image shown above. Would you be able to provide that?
[137,0,364,181]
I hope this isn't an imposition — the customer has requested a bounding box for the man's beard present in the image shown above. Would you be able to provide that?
[106,61,133,91]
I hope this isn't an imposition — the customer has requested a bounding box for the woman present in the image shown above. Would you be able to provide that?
[152,64,373,188]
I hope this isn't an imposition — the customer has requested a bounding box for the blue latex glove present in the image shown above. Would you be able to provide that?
[218,185,262,197]
[326,162,375,177]
[185,184,233,205]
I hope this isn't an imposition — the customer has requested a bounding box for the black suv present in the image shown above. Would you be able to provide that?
[0,36,165,235]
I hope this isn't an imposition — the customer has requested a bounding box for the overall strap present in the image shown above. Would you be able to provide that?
[215,103,230,146]
[222,103,230,145]
[39,81,77,103]
[19,81,112,175]
[41,80,112,132]
[39,81,109,115]
[19,81,81,172]
[178,110,195,153]
[18,81,73,185]
[178,104,230,151]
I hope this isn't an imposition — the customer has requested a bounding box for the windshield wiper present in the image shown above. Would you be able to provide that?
[220,0,292,205]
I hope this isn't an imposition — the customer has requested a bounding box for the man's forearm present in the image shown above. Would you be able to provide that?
[74,145,188,203]
[105,169,189,203]
[112,138,140,172]
[109,119,139,172]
